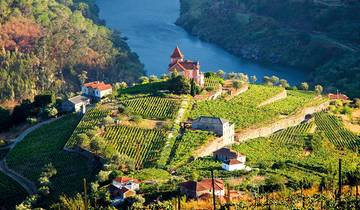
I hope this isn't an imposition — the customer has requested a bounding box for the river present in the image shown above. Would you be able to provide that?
[96,0,307,84]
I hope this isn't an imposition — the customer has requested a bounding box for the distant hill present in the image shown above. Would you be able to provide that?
[0,0,144,103]
[177,0,360,98]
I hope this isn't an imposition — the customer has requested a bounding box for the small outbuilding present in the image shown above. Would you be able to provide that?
[213,147,248,172]
[61,95,90,113]
[179,179,225,199]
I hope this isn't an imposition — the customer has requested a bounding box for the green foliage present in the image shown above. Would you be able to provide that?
[0,172,27,208]
[34,93,55,108]
[314,112,359,149]
[121,97,181,120]
[176,0,360,97]
[103,126,166,168]
[130,168,171,182]
[191,85,319,130]
[0,0,144,102]
[169,130,215,168]
[0,106,11,131]
[6,115,97,205]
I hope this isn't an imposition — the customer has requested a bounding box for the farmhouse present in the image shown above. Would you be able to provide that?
[82,81,112,99]
[61,95,90,113]
[168,46,205,86]
[213,147,247,171]
[109,177,140,204]
[179,179,225,199]
[192,116,235,144]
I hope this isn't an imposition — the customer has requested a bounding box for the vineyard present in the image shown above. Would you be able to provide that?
[0,171,27,208]
[6,115,96,205]
[121,96,180,120]
[104,126,166,167]
[65,106,111,148]
[315,112,360,149]
[270,122,315,146]
[191,85,321,130]
[204,76,222,89]
[169,130,215,168]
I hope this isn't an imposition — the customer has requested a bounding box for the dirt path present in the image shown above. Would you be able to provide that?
[0,160,37,195]
[0,117,63,195]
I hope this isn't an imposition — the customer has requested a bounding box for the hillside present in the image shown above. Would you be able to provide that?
[0,0,144,103]
[176,0,360,97]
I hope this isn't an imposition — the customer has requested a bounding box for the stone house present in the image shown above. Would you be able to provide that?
[109,177,140,205]
[179,179,225,199]
[192,116,235,144]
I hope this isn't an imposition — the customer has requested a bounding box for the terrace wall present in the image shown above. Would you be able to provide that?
[195,101,329,157]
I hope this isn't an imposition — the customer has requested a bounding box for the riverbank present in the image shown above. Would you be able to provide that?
[176,0,360,98]
[96,0,307,84]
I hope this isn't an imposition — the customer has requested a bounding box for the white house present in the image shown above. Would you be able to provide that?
[112,177,140,191]
[82,81,112,99]
[222,159,246,171]
[61,95,90,113]
[109,177,140,205]
[213,147,248,172]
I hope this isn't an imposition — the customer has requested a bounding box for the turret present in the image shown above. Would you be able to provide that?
[170,46,184,64]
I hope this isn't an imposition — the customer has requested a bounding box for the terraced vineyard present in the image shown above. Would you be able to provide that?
[315,112,360,149]
[104,126,166,167]
[122,96,180,120]
[270,122,315,146]
[191,85,321,130]
[65,106,111,148]
[204,76,222,89]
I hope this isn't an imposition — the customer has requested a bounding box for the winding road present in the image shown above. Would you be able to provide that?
[0,117,62,195]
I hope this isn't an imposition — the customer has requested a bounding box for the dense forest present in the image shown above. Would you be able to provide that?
[0,0,144,103]
[177,0,360,98]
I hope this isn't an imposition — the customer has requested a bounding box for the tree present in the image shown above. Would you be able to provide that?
[44,107,58,118]
[216,70,225,78]
[34,92,55,108]
[160,74,169,81]
[263,76,273,86]
[171,70,179,78]
[279,79,290,88]
[250,75,257,84]
[103,116,114,125]
[139,76,149,84]
[315,85,323,95]
[90,140,100,154]
[239,73,249,83]
[232,80,242,90]
[190,79,196,96]
[169,76,191,94]
[270,76,280,85]
[149,75,158,83]
[76,133,89,147]
[78,70,88,84]
[129,195,145,209]
[227,72,236,79]
[0,107,12,130]
[300,82,309,91]
[355,98,360,108]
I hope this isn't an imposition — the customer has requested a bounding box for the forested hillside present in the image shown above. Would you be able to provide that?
[0,0,144,102]
[177,0,360,97]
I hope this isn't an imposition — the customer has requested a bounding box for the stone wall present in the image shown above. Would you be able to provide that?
[194,101,329,157]
[258,90,287,107]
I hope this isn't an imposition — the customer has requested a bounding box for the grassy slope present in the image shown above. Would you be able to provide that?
[190,85,321,130]
[0,171,27,209]
[6,115,97,204]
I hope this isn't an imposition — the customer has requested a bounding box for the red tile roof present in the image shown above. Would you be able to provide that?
[180,179,224,192]
[213,148,245,159]
[171,46,184,58]
[113,177,140,184]
[224,159,243,165]
[328,93,349,101]
[83,81,112,91]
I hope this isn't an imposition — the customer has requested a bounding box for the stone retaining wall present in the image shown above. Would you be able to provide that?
[195,101,329,157]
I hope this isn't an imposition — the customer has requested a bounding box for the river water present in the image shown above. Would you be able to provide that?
[96,0,307,84]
